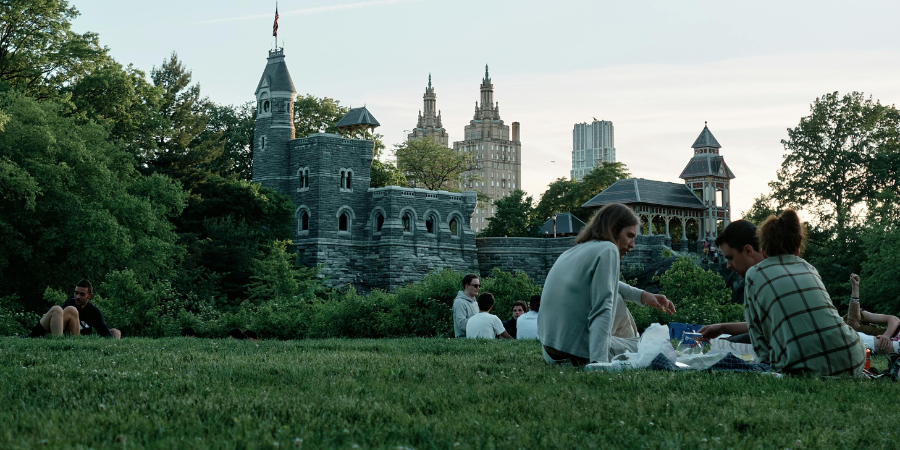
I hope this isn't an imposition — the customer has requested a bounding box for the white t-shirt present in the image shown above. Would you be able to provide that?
[466,312,505,339]
[516,310,538,339]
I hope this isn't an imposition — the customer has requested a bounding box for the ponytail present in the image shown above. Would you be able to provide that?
[758,209,806,257]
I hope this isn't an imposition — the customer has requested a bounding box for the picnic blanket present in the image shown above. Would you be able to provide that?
[649,352,772,373]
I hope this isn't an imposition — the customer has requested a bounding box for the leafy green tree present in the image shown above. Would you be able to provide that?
[293,94,348,138]
[145,52,223,188]
[533,178,579,225]
[370,158,407,188]
[0,0,109,99]
[0,91,186,309]
[741,194,779,225]
[202,102,255,180]
[770,92,900,242]
[533,162,631,224]
[394,138,474,191]
[481,190,538,237]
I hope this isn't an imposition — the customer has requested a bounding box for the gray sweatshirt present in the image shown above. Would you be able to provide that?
[452,290,479,337]
[538,240,644,362]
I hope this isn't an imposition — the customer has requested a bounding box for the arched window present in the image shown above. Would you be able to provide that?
[449,218,459,236]
[299,211,309,231]
[376,213,384,232]
[339,212,349,231]
[340,170,346,189]
[425,215,435,234]
[263,101,270,113]
[346,171,352,190]
[402,213,413,232]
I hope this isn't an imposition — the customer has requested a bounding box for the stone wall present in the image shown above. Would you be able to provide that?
[475,237,576,284]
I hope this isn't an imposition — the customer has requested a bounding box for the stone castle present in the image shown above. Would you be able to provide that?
[251,48,735,290]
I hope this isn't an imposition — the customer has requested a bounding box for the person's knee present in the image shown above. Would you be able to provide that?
[47,305,64,317]
[111,329,122,339]
[63,306,79,318]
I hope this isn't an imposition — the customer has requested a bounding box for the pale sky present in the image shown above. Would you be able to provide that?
[71,0,900,217]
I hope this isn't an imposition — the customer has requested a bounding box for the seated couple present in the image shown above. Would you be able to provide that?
[537,203,677,366]
[699,215,866,377]
[23,279,121,339]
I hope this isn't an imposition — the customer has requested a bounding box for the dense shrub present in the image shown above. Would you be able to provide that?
[628,257,742,331]
[0,296,40,336]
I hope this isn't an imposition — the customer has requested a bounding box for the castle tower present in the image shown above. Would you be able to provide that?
[452,65,522,233]
[679,123,736,240]
[251,48,296,193]
[407,74,449,147]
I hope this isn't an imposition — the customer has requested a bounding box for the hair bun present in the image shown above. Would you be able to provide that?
[779,209,801,231]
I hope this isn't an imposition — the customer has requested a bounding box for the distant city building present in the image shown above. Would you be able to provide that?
[452,66,522,233]
[407,74,449,147]
[571,119,616,181]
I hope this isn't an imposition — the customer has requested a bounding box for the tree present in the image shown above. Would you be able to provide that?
[0,91,185,308]
[481,190,538,237]
[202,102,255,180]
[370,158,407,188]
[741,194,779,225]
[0,0,109,99]
[394,138,474,191]
[293,94,348,138]
[533,162,631,224]
[770,92,900,242]
[533,178,579,225]
[145,52,223,188]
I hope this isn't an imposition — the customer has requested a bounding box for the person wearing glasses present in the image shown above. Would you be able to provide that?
[453,273,482,337]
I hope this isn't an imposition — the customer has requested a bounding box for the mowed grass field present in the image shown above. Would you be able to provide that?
[3,337,900,450]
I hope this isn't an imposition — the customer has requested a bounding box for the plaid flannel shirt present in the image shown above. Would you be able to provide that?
[744,255,864,377]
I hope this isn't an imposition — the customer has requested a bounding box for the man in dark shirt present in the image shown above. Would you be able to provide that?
[502,301,527,339]
[25,279,121,338]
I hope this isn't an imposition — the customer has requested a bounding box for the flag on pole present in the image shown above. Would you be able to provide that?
[273,5,279,37]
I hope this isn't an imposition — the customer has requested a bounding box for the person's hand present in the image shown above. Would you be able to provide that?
[876,335,893,353]
[698,324,724,341]
[850,273,860,291]
[641,292,676,314]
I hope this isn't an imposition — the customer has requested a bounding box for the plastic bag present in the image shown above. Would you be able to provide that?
[633,323,677,368]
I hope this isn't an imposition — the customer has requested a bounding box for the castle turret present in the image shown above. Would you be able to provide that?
[679,123,736,239]
[252,48,296,192]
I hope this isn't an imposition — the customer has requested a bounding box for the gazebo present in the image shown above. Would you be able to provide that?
[538,212,585,237]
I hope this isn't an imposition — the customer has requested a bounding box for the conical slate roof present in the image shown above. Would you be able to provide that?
[538,212,586,235]
[336,107,381,131]
[691,125,721,149]
[255,50,296,95]
[679,155,736,179]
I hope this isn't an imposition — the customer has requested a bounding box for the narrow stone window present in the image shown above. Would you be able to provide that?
[299,211,310,231]
[449,218,459,236]
[376,213,384,232]
[426,215,435,234]
[340,171,346,189]
[346,171,352,190]
[264,101,270,112]
[339,212,349,231]
[402,213,412,232]
[261,136,266,150]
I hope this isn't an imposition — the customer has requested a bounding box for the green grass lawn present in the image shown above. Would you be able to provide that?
[2,337,898,449]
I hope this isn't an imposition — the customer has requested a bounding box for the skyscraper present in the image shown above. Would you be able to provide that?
[571,119,615,181]
[407,74,449,147]
[452,65,522,233]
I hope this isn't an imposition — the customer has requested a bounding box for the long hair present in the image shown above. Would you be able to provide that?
[575,203,639,245]
[758,209,806,257]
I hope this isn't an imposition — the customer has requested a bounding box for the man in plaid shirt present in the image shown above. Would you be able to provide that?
[744,211,864,377]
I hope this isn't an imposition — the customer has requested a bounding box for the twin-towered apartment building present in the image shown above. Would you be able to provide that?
[407,69,616,232]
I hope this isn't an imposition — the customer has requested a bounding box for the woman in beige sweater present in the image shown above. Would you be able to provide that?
[538,203,676,366]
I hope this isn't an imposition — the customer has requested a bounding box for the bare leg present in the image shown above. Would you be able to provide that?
[39,306,64,336]
[110,329,122,339]
[62,306,81,336]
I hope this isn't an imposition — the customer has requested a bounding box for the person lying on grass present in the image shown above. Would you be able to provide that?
[23,279,121,339]
[698,219,765,343]
[538,203,676,366]
[743,210,864,376]
[466,294,513,339]
[846,273,900,355]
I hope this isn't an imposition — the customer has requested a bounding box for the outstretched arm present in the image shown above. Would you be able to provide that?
[699,322,749,341]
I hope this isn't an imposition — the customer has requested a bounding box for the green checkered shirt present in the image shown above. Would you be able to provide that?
[745,255,864,376]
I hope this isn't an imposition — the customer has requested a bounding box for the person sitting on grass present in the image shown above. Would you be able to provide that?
[743,210,864,376]
[228,328,247,339]
[466,294,512,339]
[23,279,121,339]
[502,301,527,338]
[846,273,900,355]
[538,203,676,366]
[181,327,197,337]
[245,330,260,341]
[452,273,481,338]
[698,220,766,343]
[516,295,540,340]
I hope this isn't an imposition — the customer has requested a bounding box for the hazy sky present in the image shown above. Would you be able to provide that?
[71,0,900,217]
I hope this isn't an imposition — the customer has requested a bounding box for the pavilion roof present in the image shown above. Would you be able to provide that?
[582,178,706,210]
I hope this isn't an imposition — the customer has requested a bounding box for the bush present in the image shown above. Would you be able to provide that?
[0,296,40,336]
[629,257,742,331]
